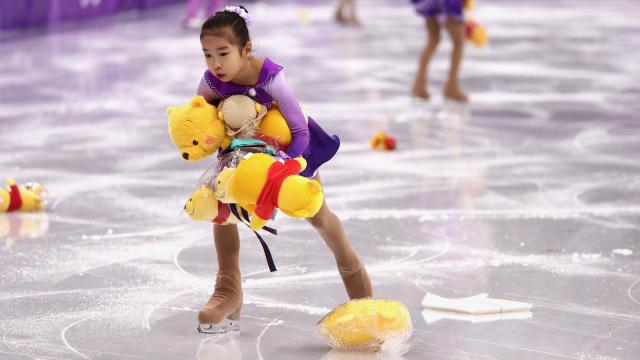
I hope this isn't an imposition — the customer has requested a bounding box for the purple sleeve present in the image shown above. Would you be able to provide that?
[196,76,219,103]
[264,71,310,158]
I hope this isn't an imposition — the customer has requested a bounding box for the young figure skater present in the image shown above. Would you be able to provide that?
[184,0,224,28]
[334,0,361,26]
[194,5,373,330]
[410,0,468,102]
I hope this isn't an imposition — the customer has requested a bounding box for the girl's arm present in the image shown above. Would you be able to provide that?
[265,71,310,158]
[196,76,220,104]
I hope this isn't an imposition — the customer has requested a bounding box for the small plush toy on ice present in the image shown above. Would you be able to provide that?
[0,179,47,212]
[370,131,397,151]
[316,298,412,352]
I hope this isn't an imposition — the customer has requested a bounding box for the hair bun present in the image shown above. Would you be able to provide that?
[224,5,252,25]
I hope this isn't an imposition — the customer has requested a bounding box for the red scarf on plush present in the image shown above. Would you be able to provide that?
[212,201,231,224]
[255,159,302,220]
[7,184,22,212]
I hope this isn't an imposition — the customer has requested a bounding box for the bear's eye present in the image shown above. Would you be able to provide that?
[192,140,199,145]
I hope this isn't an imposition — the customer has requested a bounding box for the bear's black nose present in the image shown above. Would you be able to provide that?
[182,152,189,160]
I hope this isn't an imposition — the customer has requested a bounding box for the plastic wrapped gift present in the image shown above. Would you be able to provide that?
[315,298,412,352]
[198,139,277,191]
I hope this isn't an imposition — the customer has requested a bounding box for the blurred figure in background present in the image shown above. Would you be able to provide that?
[335,0,361,26]
[184,0,224,28]
[410,0,468,102]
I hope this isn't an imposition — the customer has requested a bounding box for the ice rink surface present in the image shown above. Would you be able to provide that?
[1,0,639,359]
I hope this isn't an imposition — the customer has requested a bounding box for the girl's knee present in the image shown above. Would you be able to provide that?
[307,208,334,230]
[427,34,441,47]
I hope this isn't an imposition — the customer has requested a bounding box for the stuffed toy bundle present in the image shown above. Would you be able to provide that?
[0,179,47,212]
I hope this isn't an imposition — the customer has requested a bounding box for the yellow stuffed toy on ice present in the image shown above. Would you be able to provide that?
[0,179,47,212]
[167,96,231,162]
[184,186,240,225]
[316,298,412,352]
[221,153,324,231]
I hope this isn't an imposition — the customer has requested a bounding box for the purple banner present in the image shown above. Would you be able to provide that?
[1,0,186,30]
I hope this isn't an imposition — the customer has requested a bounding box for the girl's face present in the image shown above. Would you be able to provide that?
[201,33,250,83]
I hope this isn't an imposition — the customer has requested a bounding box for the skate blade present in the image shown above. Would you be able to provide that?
[198,319,240,334]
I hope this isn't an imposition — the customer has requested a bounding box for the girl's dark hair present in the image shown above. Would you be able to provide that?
[200,6,251,49]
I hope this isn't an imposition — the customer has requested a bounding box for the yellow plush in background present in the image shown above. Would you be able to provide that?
[316,298,413,352]
[167,96,231,162]
[465,19,488,47]
[224,153,324,231]
[0,179,47,212]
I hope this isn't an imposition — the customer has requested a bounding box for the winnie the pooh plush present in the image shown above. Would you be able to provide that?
[167,96,231,162]
[214,167,237,204]
[184,185,240,225]
[0,179,47,212]
[222,153,324,231]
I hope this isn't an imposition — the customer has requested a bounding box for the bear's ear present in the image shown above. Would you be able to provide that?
[190,96,207,108]
[308,180,322,194]
[217,111,224,121]
[221,136,232,149]
[166,107,176,116]
[294,157,307,171]
[255,103,262,113]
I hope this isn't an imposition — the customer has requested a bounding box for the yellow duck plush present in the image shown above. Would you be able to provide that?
[167,96,232,162]
[184,185,240,225]
[0,179,46,212]
[222,153,324,231]
[316,298,413,352]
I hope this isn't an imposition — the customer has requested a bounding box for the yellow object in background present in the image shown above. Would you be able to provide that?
[316,298,412,352]
[0,179,47,212]
[298,9,311,25]
[464,0,476,11]
[465,19,488,47]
